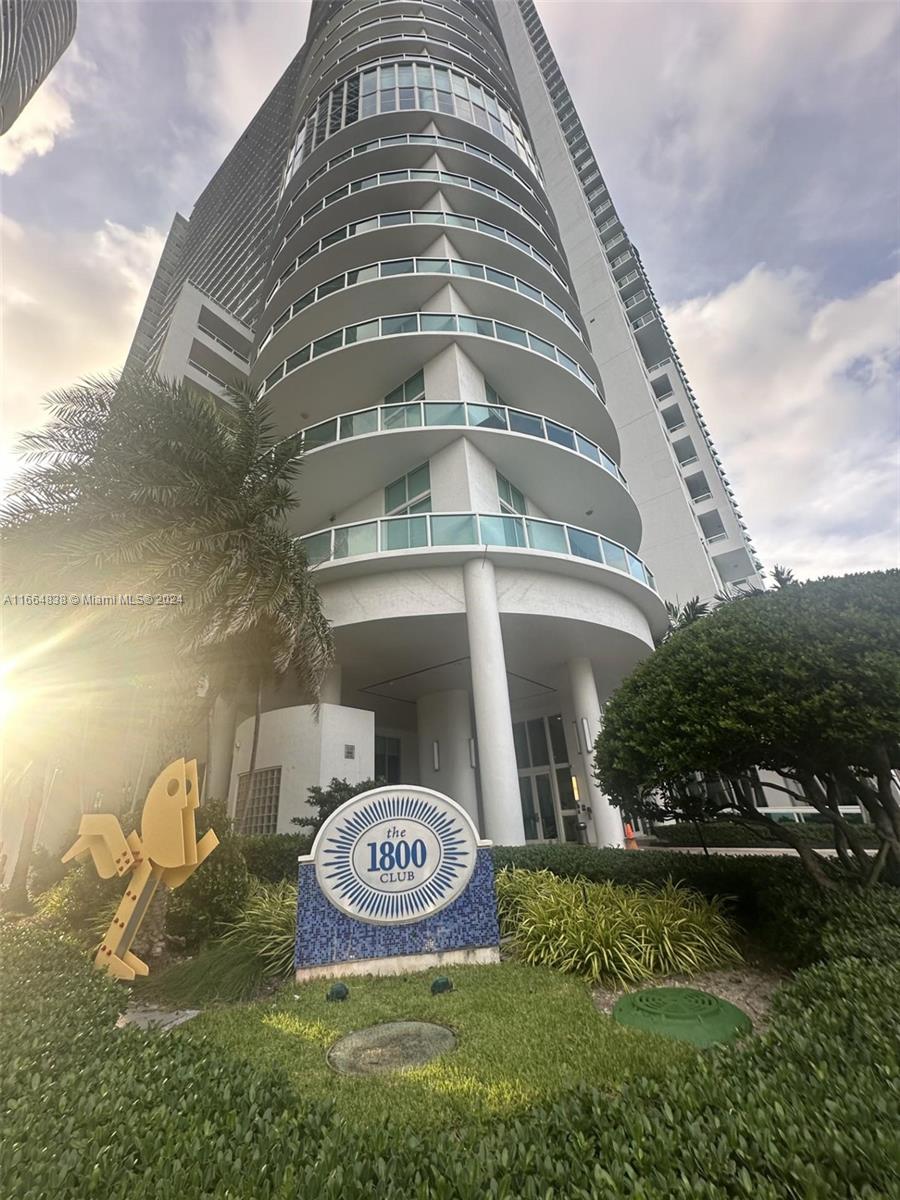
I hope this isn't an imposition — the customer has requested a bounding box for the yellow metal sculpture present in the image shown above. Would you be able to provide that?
[62,758,218,980]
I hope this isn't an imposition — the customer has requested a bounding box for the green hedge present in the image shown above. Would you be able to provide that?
[238,832,311,883]
[4,869,899,1199]
[652,819,878,847]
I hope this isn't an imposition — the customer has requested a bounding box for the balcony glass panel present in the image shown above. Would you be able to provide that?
[575,433,601,463]
[424,402,466,426]
[495,322,528,347]
[546,422,576,450]
[304,419,337,450]
[626,552,648,585]
[380,259,414,276]
[382,314,418,335]
[509,409,544,438]
[345,320,378,343]
[601,538,629,572]
[466,404,507,430]
[417,258,452,274]
[479,515,527,548]
[301,532,331,566]
[567,528,602,563]
[458,316,494,337]
[384,516,428,551]
[382,403,422,430]
[431,514,478,546]
[340,409,378,438]
[420,313,458,332]
[525,519,568,553]
[334,523,377,559]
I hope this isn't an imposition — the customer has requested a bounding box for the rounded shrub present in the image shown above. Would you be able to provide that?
[496,868,741,985]
[166,835,252,949]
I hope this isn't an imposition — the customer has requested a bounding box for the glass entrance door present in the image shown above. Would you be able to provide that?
[513,714,580,843]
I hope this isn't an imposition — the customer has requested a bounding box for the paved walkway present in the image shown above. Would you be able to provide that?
[117,1006,200,1032]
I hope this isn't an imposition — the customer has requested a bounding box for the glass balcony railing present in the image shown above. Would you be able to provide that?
[260,311,602,399]
[296,397,628,486]
[299,511,657,591]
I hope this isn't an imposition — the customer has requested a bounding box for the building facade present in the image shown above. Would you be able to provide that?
[128,0,760,848]
[0,0,77,134]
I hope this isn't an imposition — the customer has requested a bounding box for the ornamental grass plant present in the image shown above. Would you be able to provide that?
[495,868,741,984]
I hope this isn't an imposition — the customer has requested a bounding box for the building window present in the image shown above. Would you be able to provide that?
[384,369,425,405]
[375,734,401,783]
[236,766,282,836]
[385,461,431,515]
[497,470,526,515]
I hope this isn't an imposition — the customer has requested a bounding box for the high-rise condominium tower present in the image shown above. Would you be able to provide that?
[0,0,77,134]
[129,0,760,847]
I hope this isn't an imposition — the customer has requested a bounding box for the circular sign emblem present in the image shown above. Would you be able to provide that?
[313,787,479,925]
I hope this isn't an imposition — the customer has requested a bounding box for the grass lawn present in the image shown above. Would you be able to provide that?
[181,960,692,1131]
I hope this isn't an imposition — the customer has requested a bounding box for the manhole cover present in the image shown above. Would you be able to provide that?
[326,1021,457,1076]
[612,987,751,1048]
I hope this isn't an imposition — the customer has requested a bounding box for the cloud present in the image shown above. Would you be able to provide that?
[664,266,900,580]
[184,0,311,153]
[0,215,164,487]
[537,0,900,295]
[0,75,74,175]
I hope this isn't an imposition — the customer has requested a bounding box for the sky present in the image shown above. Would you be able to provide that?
[1,0,898,581]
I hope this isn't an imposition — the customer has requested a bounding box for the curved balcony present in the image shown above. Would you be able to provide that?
[315,14,516,97]
[279,130,556,231]
[280,164,553,261]
[287,398,639,547]
[256,309,617,453]
[266,207,571,315]
[298,513,659,611]
[283,56,540,190]
[259,254,587,356]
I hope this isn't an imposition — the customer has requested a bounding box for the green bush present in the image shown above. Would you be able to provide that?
[33,860,120,943]
[166,835,251,949]
[239,831,311,883]
[493,844,834,965]
[222,879,296,979]
[496,868,740,984]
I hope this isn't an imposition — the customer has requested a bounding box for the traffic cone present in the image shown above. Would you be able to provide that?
[624,822,639,850]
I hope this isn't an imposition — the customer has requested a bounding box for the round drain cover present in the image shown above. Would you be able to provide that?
[327,1021,457,1076]
[612,987,751,1048]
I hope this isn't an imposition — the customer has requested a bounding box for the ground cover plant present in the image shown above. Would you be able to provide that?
[3,886,898,1200]
[496,868,740,983]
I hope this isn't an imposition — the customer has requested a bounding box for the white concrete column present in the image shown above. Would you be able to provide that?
[568,657,624,848]
[416,690,479,826]
[206,690,237,803]
[319,665,342,705]
[463,558,525,844]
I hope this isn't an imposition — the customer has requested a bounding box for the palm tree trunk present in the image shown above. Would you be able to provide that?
[236,678,263,834]
[5,765,43,910]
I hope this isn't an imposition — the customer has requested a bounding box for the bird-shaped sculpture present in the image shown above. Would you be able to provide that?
[62,758,218,980]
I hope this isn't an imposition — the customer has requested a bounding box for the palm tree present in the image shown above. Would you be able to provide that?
[660,596,710,644]
[1,373,334,891]
[771,564,796,589]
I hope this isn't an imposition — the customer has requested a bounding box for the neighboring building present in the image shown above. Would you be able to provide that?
[0,0,77,134]
[127,0,762,847]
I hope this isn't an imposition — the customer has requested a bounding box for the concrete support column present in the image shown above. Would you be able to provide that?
[568,657,624,847]
[319,665,342,705]
[416,690,479,827]
[206,690,237,804]
[463,558,525,844]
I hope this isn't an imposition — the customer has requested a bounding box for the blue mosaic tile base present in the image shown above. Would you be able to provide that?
[296,847,500,970]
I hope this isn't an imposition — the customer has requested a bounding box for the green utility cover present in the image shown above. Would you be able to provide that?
[612,987,751,1048]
